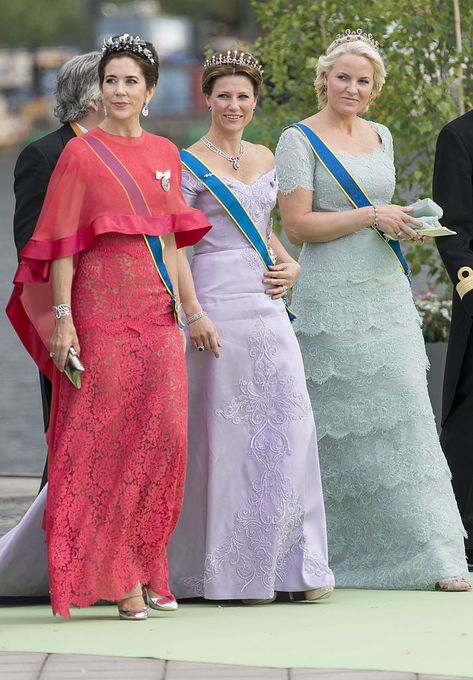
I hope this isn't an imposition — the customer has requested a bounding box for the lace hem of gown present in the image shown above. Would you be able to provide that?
[324,464,467,590]
[297,323,428,386]
[307,363,434,439]
[318,418,455,500]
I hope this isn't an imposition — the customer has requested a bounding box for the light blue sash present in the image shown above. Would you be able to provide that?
[143,235,183,328]
[180,149,296,322]
[287,123,410,280]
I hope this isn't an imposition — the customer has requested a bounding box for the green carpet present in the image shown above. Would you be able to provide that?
[1,590,473,677]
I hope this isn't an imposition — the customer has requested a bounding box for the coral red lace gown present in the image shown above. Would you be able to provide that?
[6,127,210,617]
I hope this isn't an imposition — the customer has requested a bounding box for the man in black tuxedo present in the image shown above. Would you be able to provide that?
[433,110,473,568]
[13,52,103,490]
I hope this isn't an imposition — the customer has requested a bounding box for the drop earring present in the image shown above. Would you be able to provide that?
[207,105,211,111]
[142,101,149,117]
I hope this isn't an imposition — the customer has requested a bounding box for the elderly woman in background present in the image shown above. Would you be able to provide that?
[14,51,104,475]
[275,29,470,591]
[7,34,210,619]
[0,52,104,601]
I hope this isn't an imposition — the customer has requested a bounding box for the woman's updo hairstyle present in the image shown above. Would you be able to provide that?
[314,29,386,112]
[202,50,264,97]
[99,34,159,89]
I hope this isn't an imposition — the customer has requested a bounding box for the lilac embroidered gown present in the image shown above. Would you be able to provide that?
[167,168,334,600]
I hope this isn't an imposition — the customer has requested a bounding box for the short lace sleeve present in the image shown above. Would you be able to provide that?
[181,168,203,208]
[275,127,316,194]
[371,122,394,160]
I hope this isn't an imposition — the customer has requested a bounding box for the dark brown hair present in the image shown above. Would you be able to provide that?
[99,41,159,90]
[202,53,263,97]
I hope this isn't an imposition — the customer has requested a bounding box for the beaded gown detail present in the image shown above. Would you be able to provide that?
[167,168,334,599]
[275,123,468,589]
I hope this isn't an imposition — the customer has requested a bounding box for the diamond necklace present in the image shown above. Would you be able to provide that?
[201,136,244,170]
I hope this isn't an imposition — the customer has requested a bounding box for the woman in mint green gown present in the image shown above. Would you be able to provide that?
[275,31,469,590]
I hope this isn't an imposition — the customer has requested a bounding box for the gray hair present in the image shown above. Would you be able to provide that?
[54,52,102,124]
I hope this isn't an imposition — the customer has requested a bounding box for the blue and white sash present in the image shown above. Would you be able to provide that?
[180,149,296,321]
[287,123,410,280]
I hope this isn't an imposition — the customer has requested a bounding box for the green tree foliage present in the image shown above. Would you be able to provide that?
[0,0,90,48]
[251,0,473,282]
[0,0,248,50]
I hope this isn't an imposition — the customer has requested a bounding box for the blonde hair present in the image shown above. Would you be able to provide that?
[314,40,386,111]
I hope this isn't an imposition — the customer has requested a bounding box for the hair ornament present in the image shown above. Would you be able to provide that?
[102,34,155,64]
[328,28,380,54]
[203,50,264,76]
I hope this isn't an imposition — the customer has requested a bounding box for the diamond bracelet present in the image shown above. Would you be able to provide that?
[187,310,207,325]
[52,304,71,320]
[371,205,379,229]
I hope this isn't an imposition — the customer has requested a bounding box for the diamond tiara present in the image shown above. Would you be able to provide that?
[102,34,156,65]
[328,29,380,54]
[203,50,264,76]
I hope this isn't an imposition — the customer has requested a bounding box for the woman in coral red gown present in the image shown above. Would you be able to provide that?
[6,35,209,619]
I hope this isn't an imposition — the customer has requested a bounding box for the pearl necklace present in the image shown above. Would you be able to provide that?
[201,136,244,170]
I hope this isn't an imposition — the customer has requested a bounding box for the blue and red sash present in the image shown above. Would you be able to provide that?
[180,148,296,322]
[287,123,410,280]
[82,133,182,326]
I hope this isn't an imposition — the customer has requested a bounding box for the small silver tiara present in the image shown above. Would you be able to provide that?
[204,50,264,76]
[329,29,379,53]
[102,34,156,64]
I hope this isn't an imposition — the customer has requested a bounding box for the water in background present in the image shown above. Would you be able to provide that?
[0,151,45,475]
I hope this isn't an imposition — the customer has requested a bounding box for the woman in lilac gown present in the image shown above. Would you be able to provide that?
[167,51,334,603]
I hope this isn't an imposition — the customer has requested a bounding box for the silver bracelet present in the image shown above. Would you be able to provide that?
[371,205,379,229]
[52,304,71,320]
[187,310,207,325]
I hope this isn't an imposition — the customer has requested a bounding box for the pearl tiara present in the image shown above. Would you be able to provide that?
[203,50,264,76]
[328,29,380,54]
[102,34,156,64]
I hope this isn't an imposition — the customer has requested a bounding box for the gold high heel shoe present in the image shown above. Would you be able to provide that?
[144,587,178,612]
[288,586,334,603]
[117,585,148,620]
[303,585,334,601]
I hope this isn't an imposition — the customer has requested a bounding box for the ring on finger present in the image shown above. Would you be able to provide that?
[49,352,56,358]
[196,345,205,352]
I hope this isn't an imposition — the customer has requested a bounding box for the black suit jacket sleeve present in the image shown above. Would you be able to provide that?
[433,125,473,316]
[13,143,55,257]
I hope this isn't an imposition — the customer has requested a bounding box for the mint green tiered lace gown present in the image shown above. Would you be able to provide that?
[275,123,468,589]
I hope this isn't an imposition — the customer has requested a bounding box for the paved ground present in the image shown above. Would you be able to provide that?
[1,478,472,680]
[0,653,468,680]
[0,151,46,477]
[0,475,39,537]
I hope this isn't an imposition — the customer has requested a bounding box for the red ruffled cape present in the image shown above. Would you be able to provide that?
[6,126,211,380]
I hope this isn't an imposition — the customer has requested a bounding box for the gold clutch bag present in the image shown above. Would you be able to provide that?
[64,347,85,389]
